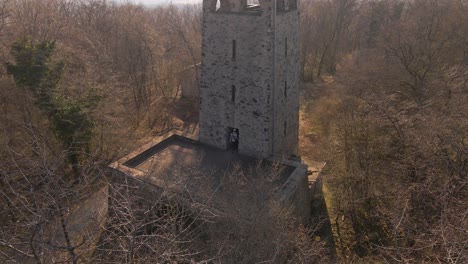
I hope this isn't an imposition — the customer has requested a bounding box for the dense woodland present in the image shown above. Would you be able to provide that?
[300,0,467,263]
[0,0,466,263]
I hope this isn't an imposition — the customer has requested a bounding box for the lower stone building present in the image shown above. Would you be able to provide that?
[109,131,311,224]
[108,1,316,254]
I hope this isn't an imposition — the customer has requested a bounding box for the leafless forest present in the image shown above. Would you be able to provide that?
[0,0,466,263]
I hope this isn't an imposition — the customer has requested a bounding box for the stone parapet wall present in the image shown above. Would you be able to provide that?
[278,161,311,224]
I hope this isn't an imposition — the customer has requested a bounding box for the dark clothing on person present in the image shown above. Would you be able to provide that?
[230,130,239,151]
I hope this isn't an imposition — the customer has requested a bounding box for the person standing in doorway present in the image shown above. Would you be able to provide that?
[230,128,239,152]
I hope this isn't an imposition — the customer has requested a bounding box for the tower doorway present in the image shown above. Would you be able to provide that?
[227,127,239,151]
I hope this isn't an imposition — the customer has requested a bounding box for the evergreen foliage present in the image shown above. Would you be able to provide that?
[6,38,99,171]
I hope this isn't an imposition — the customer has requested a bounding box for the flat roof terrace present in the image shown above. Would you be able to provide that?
[110,133,297,190]
[109,132,311,222]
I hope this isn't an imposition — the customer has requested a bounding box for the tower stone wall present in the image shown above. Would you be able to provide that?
[199,0,299,159]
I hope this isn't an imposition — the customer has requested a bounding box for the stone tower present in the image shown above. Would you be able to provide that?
[199,0,300,159]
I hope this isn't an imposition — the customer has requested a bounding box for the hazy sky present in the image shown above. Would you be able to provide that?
[114,0,201,6]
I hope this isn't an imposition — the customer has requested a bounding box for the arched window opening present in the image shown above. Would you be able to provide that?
[215,0,249,12]
[247,0,261,12]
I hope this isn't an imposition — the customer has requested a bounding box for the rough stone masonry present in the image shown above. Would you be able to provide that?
[199,0,300,159]
[110,0,313,227]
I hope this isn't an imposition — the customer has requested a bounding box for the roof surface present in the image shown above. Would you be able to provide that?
[118,134,295,187]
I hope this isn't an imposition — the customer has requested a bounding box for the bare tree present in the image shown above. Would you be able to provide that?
[93,157,330,263]
[300,0,357,80]
[301,0,467,262]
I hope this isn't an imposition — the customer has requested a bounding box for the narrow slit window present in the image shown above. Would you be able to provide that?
[232,40,237,61]
[285,37,288,57]
[284,80,287,98]
[284,121,287,136]
[231,85,236,103]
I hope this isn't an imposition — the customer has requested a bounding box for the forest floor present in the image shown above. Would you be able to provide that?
[166,97,199,136]
[299,83,338,259]
[299,77,365,261]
